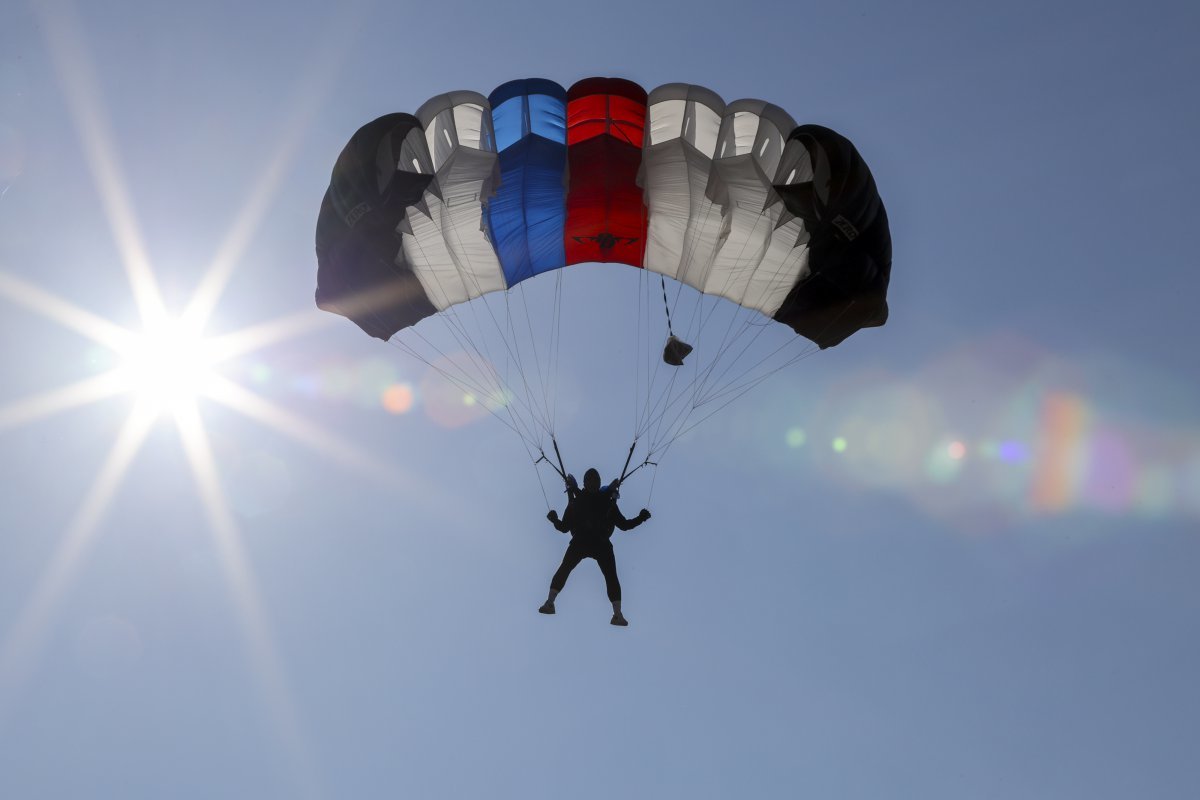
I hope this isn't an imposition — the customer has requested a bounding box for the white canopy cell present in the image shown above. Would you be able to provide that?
[703,100,806,315]
[639,83,727,291]
[401,92,507,310]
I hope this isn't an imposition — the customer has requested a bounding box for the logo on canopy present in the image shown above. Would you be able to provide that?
[572,233,640,251]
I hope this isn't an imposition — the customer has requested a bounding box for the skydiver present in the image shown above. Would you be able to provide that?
[540,467,651,626]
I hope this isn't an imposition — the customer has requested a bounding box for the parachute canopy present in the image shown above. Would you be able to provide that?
[315,77,891,350]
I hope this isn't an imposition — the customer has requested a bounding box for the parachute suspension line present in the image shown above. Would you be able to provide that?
[516,280,554,435]
[395,333,538,450]
[511,420,556,511]
[700,299,854,407]
[632,307,683,439]
[534,435,577,500]
[549,268,566,433]
[641,294,705,442]
[653,342,823,454]
[390,238,547,449]
[401,235,517,417]
[501,289,557,438]
[452,298,532,426]
[634,263,644,436]
[497,288,554,439]
[642,269,665,440]
[646,331,811,460]
[387,335,536,448]
[682,227,816,415]
[634,276,659,437]
[532,458,553,510]
[498,289,540,433]
[533,444,567,482]
[637,202,813,453]
[525,270,571,496]
[634,269,683,439]
[692,310,773,407]
[684,208,772,402]
[660,274,675,338]
[393,313,504,413]
[406,186,816,495]
[691,255,814,408]
[689,217,807,407]
[647,302,857,458]
[420,303,547,446]
[638,316,764,456]
[425,218,558,439]
[635,266,678,444]
[457,270,553,438]
[636,283,713,440]
[629,271,696,446]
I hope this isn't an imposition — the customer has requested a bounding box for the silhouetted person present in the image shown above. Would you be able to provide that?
[540,467,651,626]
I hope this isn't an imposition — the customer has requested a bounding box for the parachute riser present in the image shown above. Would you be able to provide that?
[535,450,567,483]
[621,458,656,483]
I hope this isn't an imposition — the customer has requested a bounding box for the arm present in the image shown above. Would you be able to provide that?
[612,504,651,531]
[547,503,572,533]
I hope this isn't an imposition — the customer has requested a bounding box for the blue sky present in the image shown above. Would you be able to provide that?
[1,0,1198,797]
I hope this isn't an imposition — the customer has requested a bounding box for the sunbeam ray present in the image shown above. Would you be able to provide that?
[205,310,334,364]
[0,271,134,353]
[173,402,320,799]
[36,0,166,327]
[180,6,365,331]
[204,373,418,489]
[0,371,127,432]
[0,400,156,715]
[180,141,307,332]
[203,375,474,530]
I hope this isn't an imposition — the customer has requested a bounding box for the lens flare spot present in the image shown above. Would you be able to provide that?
[785,427,807,448]
[419,353,492,429]
[948,440,966,460]
[483,388,514,411]
[998,440,1029,463]
[926,438,966,483]
[1134,466,1173,518]
[1030,392,1089,513]
[1081,428,1136,512]
[381,383,414,414]
[832,437,847,453]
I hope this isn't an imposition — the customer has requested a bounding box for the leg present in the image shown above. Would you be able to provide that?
[551,541,587,593]
[595,544,627,626]
[594,544,622,602]
[541,541,586,614]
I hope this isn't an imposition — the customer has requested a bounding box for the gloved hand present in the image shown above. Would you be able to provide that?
[638,509,651,521]
[565,474,578,491]
[547,510,560,523]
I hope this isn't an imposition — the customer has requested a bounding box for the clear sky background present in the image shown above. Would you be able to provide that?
[1,0,1198,797]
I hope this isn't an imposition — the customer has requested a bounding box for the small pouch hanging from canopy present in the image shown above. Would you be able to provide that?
[662,335,693,366]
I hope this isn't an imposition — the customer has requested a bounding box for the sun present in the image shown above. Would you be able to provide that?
[115,318,218,415]
[0,5,438,793]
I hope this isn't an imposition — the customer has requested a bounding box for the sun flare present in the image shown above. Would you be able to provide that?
[0,5,378,791]
[115,318,218,415]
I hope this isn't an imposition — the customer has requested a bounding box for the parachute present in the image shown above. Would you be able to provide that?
[315,78,891,493]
